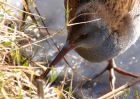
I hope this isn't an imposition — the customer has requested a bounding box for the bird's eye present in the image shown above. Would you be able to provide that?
[78,33,88,40]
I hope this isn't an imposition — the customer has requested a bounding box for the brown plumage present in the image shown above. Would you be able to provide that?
[66,0,138,38]
[65,0,136,21]
[39,0,140,87]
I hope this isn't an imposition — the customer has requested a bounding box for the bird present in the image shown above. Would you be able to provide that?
[38,0,140,89]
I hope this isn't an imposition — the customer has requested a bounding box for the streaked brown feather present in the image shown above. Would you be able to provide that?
[64,0,139,37]
[64,0,137,21]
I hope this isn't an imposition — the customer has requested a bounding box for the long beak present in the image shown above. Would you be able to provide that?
[40,42,75,79]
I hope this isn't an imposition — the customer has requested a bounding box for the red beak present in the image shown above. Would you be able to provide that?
[40,42,75,79]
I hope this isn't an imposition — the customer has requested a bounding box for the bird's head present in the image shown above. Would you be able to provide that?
[66,0,139,49]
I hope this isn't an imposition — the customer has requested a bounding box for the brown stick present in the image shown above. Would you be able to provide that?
[98,77,140,99]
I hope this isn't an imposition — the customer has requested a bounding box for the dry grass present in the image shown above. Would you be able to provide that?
[0,0,60,98]
[0,0,75,98]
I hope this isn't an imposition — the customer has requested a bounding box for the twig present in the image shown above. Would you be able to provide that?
[0,1,44,19]
[32,1,72,77]
[98,77,140,99]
